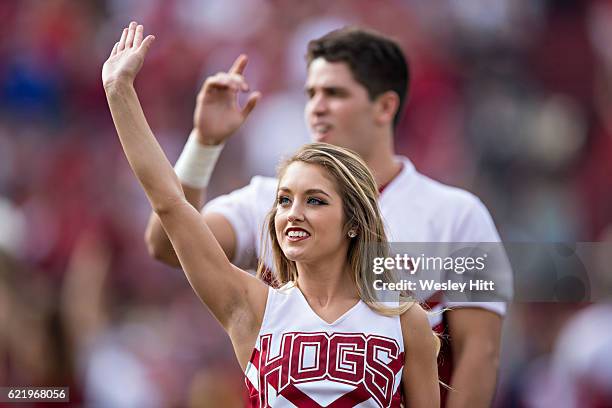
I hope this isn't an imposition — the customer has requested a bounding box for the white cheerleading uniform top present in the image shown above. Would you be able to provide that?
[205,156,511,328]
[244,284,405,408]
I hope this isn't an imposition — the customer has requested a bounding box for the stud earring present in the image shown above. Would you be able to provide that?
[348,230,357,238]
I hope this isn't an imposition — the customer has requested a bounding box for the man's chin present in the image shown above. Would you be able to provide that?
[311,132,333,143]
[310,133,357,152]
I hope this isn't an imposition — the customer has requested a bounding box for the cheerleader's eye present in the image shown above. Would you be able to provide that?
[277,196,291,206]
[307,197,327,206]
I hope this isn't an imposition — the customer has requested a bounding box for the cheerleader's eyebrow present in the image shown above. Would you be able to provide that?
[278,187,331,199]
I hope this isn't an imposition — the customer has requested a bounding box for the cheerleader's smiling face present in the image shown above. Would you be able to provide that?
[275,161,349,264]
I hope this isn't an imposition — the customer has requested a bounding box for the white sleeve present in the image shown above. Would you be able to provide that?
[447,196,512,316]
[454,196,502,243]
[203,176,275,268]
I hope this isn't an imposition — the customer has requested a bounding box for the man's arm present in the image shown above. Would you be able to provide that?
[145,55,260,267]
[442,194,509,406]
[445,308,502,408]
[145,186,237,267]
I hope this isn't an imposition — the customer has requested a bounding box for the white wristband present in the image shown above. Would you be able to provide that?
[174,130,224,188]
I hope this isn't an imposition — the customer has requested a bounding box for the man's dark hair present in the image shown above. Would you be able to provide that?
[306,26,410,130]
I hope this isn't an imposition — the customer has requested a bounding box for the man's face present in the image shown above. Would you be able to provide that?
[304,58,378,157]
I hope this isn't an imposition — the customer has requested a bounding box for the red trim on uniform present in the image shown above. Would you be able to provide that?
[424,291,453,407]
[424,290,444,310]
[327,384,377,407]
[378,163,404,194]
[280,383,326,407]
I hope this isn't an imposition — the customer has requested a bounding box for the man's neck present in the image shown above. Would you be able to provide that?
[363,146,402,189]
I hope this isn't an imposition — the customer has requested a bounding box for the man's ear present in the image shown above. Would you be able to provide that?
[374,91,400,127]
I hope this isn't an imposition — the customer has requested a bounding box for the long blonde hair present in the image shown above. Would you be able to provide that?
[257,143,411,316]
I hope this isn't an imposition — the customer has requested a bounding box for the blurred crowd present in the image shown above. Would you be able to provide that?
[0,0,611,407]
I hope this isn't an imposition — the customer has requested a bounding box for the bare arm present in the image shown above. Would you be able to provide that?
[445,308,502,408]
[145,55,260,267]
[402,303,440,407]
[102,22,266,337]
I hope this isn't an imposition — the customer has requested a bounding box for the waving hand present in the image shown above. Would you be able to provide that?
[102,22,155,89]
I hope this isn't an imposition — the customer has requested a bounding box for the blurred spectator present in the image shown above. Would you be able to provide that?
[0,249,80,400]
[519,304,612,408]
[0,196,25,256]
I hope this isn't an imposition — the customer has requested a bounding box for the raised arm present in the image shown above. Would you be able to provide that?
[102,23,266,341]
[144,55,261,267]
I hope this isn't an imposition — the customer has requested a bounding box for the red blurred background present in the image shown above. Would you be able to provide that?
[1,0,611,406]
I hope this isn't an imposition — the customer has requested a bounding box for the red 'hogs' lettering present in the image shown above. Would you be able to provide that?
[258,332,401,407]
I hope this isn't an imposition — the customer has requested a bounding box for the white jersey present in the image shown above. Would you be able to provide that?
[244,284,405,407]
[205,156,510,325]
